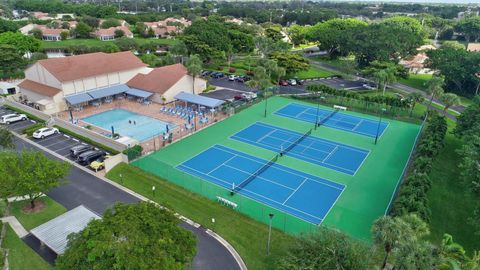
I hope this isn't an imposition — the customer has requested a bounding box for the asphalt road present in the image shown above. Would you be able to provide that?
[4,111,240,269]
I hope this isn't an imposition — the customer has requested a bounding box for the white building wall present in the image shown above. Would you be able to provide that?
[159,75,207,103]
[24,63,62,89]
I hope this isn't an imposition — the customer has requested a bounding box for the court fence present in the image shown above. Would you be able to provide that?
[290,94,425,125]
[135,157,320,235]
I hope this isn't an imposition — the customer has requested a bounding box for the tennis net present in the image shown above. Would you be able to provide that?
[281,128,312,156]
[231,154,279,195]
[317,109,339,127]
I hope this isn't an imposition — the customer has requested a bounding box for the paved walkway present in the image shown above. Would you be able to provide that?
[0,216,28,238]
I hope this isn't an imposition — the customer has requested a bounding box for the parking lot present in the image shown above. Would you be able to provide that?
[308,77,370,91]
[0,106,106,168]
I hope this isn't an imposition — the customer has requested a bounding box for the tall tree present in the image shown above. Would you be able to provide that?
[372,216,409,269]
[439,93,460,114]
[186,54,202,94]
[56,202,197,270]
[286,24,305,48]
[0,31,40,54]
[72,22,92,39]
[0,150,70,208]
[454,96,480,138]
[170,41,188,64]
[455,16,480,42]
[426,76,445,108]
[0,127,14,149]
[306,18,367,58]
[0,44,27,80]
[407,92,424,117]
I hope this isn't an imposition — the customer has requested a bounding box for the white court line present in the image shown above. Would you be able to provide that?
[282,178,308,205]
[179,163,324,222]
[222,164,296,191]
[294,108,310,118]
[207,156,237,174]
[322,146,338,163]
[256,129,277,143]
[215,146,345,191]
[352,119,364,131]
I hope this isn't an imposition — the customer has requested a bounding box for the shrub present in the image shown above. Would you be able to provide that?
[123,144,143,161]
[228,67,236,73]
[4,105,45,123]
[53,125,120,155]
[22,123,44,136]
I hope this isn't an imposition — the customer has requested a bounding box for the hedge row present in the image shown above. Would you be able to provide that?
[22,123,44,136]
[306,84,411,108]
[391,114,447,221]
[53,125,120,155]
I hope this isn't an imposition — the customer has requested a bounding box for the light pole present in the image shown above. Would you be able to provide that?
[375,108,386,145]
[119,173,123,184]
[264,89,269,118]
[266,213,274,255]
[315,96,325,129]
[152,186,156,197]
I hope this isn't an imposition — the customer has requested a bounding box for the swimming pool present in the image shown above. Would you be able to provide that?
[82,109,174,142]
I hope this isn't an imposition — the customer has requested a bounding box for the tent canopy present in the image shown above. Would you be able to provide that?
[174,91,225,108]
[30,205,101,254]
[126,88,153,99]
[64,93,93,105]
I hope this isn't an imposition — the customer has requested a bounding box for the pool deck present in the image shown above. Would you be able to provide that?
[57,98,228,153]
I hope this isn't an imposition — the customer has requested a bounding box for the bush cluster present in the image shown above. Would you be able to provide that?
[391,114,447,221]
[306,84,410,108]
[123,145,143,161]
[21,123,44,136]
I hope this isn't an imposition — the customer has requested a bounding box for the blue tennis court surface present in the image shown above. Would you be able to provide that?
[176,145,345,224]
[274,103,388,138]
[231,122,369,175]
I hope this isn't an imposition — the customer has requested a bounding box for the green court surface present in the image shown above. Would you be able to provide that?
[133,96,421,241]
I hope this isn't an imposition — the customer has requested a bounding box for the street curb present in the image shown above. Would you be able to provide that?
[11,132,248,270]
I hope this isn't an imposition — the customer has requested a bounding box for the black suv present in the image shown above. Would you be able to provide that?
[70,145,94,159]
[77,150,106,166]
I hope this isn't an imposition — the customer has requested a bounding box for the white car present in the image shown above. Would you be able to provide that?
[288,79,297,86]
[0,113,27,124]
[228,74,237,81]
[33,127,59,139]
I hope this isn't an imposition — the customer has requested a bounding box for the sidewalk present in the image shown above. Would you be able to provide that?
[0,216,28,238]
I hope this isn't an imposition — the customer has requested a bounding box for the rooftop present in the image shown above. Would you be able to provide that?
[127,63,187,94]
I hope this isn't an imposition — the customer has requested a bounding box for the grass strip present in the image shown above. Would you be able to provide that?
[3,225,52,270]
[106,163,295,270]
[10,196,67,231]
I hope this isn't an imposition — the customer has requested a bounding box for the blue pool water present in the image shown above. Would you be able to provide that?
[82,109,173,142]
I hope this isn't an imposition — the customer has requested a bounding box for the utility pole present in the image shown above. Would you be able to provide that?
[266,213,274,256]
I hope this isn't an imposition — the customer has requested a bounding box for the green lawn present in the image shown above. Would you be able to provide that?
[399,73,433,91]
[293,66,335,79]
[40,37,178,50]
[106,164,295,270]
[427,121,480,254]
[3,225,52,270]
[10,197,67,231]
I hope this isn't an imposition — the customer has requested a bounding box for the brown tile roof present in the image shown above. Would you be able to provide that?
[42,28,65,36]
[18,79,61,97]
[127,63,187,94]
[467,43,480,52]
[94,26,132,37]
[37,51,147,82]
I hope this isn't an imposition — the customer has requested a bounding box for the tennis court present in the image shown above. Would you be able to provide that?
[176,144,345,224]
[231,122,369,175]
[274,103,388,138]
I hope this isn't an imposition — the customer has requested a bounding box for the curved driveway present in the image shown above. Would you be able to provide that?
[13,136,241,270]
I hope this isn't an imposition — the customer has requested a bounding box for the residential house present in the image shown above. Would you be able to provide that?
[127,63,207,103]
[93,26,133,41]
[143,17,191,38]
[31,11,52,20]
[19,24,70,41]
[467,43,480,52]
[399,45,437,74]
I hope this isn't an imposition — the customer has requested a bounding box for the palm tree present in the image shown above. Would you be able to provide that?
[186,54,202,94]
[372,70,387,93]
[438,234,469,270]
[407,92,424,117]
[439,93,460,115]
[0,127,14,149]
[382,67,397,96]
[426,76,445,108]
[246,66,271,117]
[372,216,404,270]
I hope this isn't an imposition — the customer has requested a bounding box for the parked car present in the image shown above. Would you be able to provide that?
[77,150,106,166]
[288,79,297,86]
[245,92,257,99]
[89,155,111,171]
[228,74,237,81]
[211,72,225,79]
[234,95,244,101]
[33,127,59,139]
[70,145,95,159]
[236,76,251,83]
[279,80,288,86]
[362,83,376,90]
[0,113,27,124]
[296,79,304,85]
[201,70,212,77]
